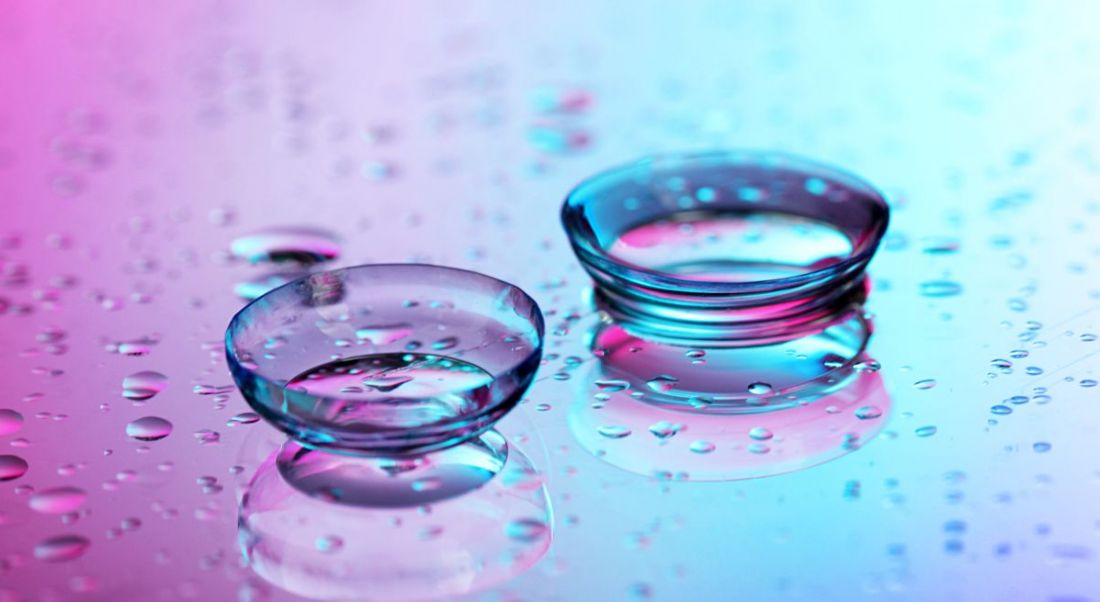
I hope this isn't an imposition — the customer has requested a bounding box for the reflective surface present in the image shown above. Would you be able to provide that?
[4,1,1100,600]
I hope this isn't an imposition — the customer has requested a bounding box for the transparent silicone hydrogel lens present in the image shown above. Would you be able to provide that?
[225,264,545,456]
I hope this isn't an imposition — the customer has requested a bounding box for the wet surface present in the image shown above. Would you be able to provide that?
[4,1,1100,600]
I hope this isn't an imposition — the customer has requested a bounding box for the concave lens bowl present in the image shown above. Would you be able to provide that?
[226,264,545,456]
[561,150,889,344]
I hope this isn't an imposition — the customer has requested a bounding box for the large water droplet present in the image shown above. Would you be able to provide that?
[29,486,87,514]
[34,534,90,562]
[125,416,173,441]
[0,409,24,435]
[0,454,29,481]
[121,371,168,401]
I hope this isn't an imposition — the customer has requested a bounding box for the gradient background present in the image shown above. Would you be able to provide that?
[3,1,1100,600]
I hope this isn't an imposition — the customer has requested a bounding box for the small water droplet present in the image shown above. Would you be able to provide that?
[919,281,963,298]
[354,323,414,345]
[1033,441,1052,453]
[595,379,630,392]
[748,427,773,441]
[29,486,87,514]
[431,336,459,351]
[854,405,883,420]
[598,425,632,439]
[646,375,679,393]
[747,382,773,395]
[915,425,938,437]
[226,412,260,427]
[689,440,716,454]
[34,534,90,562]
[648,421,681,440]
[914,379,937,390]
[125,416,173,441]
[121,371,168,401]
[505,517,549,543]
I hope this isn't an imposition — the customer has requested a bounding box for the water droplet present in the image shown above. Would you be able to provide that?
[595,379,630,392]
[315,535,344,553]
[598,425,632,439]
[354,323,414,345]
[747,382,773,395]
[854,358,882,372]
[920,281,963,298]
[125,416,173,441]
[121,371,167,401]
[747,443,771,454]
[646,375,679,393]
[0,454,29,481]
[1033,441,1052,453]
[34,534,90,562]
[748,427,773,441]
[648,421,681,440]
[227,412,260,427]
[991,405,1013,415]
[0,409,24,435]
[689,440,716,454]
[915,425,938,437]
[914,379,937,390]
[854,405,883,420]
[230,226,341,266]
[361,374,414,392]
[431,336,459,351]
[505,517,549,543]
[29,486,87,514]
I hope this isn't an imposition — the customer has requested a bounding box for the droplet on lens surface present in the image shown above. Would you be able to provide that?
[505,517,549,543]
[125,416,173,441]
[354,323,414,345]
[748,427,773,441]
[34,534,90,562]
[747,382,773,395]
[689,440,716,454]
[646,375,679,393]
[598,425,632,439]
